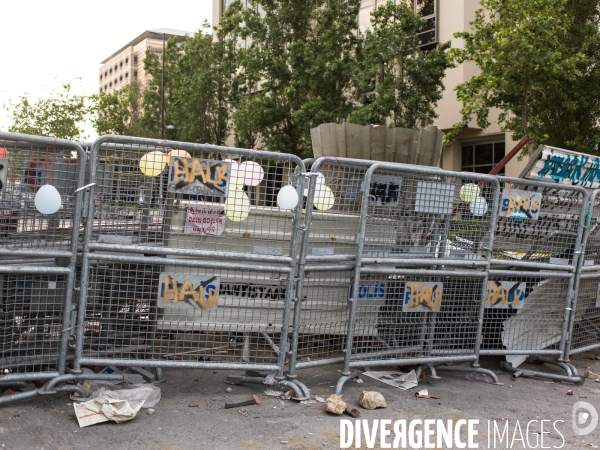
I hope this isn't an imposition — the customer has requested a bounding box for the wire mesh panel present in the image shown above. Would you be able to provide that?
[77,255,293,371]
[492,177,587,268]
[0,133,84,252]
[0,132,86,399]
[346,270,485,367]
[480,270,572,357]
[569,272,600,355]
[85,136,305,259]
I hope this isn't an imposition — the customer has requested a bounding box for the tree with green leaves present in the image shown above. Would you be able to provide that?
[349,1,453,129]
[225,0,361,157]
[170,21,237,146]
[88,79,146,136]
[5,83,87,140]
[448,0,600,153]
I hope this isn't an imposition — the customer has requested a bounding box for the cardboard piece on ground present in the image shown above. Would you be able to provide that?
[74,397,144,428]
[362,370,418,390]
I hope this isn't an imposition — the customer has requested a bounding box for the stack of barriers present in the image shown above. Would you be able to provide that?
[50,135,311,399]
[567,189,600,365]
[488,177,588,383]
[0,132,87,403]
[289,157,503,393]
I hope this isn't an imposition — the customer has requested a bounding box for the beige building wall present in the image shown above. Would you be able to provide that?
[212,0,530,176]
[99,29,190,94]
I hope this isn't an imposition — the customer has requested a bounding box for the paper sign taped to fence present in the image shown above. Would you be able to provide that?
[369,175,402,207]
[158,273,220,310]
[403,281,443,312]
[349,281,387,307]
[498,188,542,220]
[0,158,7,191]
[414,181,455,214]
[168,158,230,197]
[486,281,526,309]
[185,205,226,235]
[525,146,600,189]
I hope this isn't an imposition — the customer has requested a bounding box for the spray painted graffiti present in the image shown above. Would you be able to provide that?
[499,188,542,220]
[403,282,443,312]
[168,158,230,197]
[369,176,402,207]
[486,281,527,309]
[528,147,600,188]
[349,281,387,306]
[158,273,220,310]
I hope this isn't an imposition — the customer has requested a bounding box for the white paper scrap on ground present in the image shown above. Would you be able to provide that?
[74,397,144,428]
[362,370,418,390]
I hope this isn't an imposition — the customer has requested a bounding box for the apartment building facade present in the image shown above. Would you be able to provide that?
[99,28,190,94]
[214,0,528,176]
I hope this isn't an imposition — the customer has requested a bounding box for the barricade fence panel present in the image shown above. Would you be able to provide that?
[492,177,587,269]
[0,132,86,402]
[569,272,600,355]
[480,270,572,356]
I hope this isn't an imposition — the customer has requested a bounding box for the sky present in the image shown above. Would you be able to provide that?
[0,0,213,137]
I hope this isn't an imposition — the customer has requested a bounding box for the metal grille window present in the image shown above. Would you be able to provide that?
[461,142,505,175]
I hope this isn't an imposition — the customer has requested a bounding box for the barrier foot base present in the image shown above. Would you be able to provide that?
[500,361,584,385]
[335,371,360,395]
[434,363,503,385]
[290,379,311,399]
[224,374,307,400]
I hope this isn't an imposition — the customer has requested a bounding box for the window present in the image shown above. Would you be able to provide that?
[105,85,107,90]
[133,70,138,78]
[109,68,112,74]
[134,56,138,64]
[125,58,129,64]
[120,61,123,68]
[100,74,102,80]
[125,72,129,78]
[109,82,112,87]
[99,88,102,92]
[461,142,506,175]
[114,64,118,71]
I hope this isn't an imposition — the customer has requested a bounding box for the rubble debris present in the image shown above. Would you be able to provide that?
[359,391,387,409]
[324,394,347,415]
[415,389,440,399]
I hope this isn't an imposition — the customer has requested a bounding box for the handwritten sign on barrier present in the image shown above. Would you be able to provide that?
[403,282,443,312]
[498,188,542,220]
[158,273,220,310]
[485,281,526,309]
[168,158,230,197]
[524,146,600,189]
[184,205,226,235]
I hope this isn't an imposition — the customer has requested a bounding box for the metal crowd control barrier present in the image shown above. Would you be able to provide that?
[289,157,503,392]
[489,176,588,383]
[70,135,309,398]
[567,189,600,360]
[0,131,86,404]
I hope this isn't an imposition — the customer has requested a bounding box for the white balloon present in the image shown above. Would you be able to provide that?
[277,184,299,210]
[35,185,62,215]
[239,161,264,186]
[469,197,488,216]
[223,159,241,184]
[225,190,251,222]
[313,185,335,211]
[303,173,325,196]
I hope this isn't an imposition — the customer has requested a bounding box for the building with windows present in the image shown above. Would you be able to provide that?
[98,29,191,94]
[212,0,529,177]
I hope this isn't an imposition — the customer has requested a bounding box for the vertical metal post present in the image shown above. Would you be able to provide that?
[161,33,165,140]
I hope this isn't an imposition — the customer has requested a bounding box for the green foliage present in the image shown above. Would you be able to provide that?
[88,79,146,136]
[5,83,87,140]
[448,0,600,153]
[349,1,453,129]
[227,0,361,157]
[170,21,237,145]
